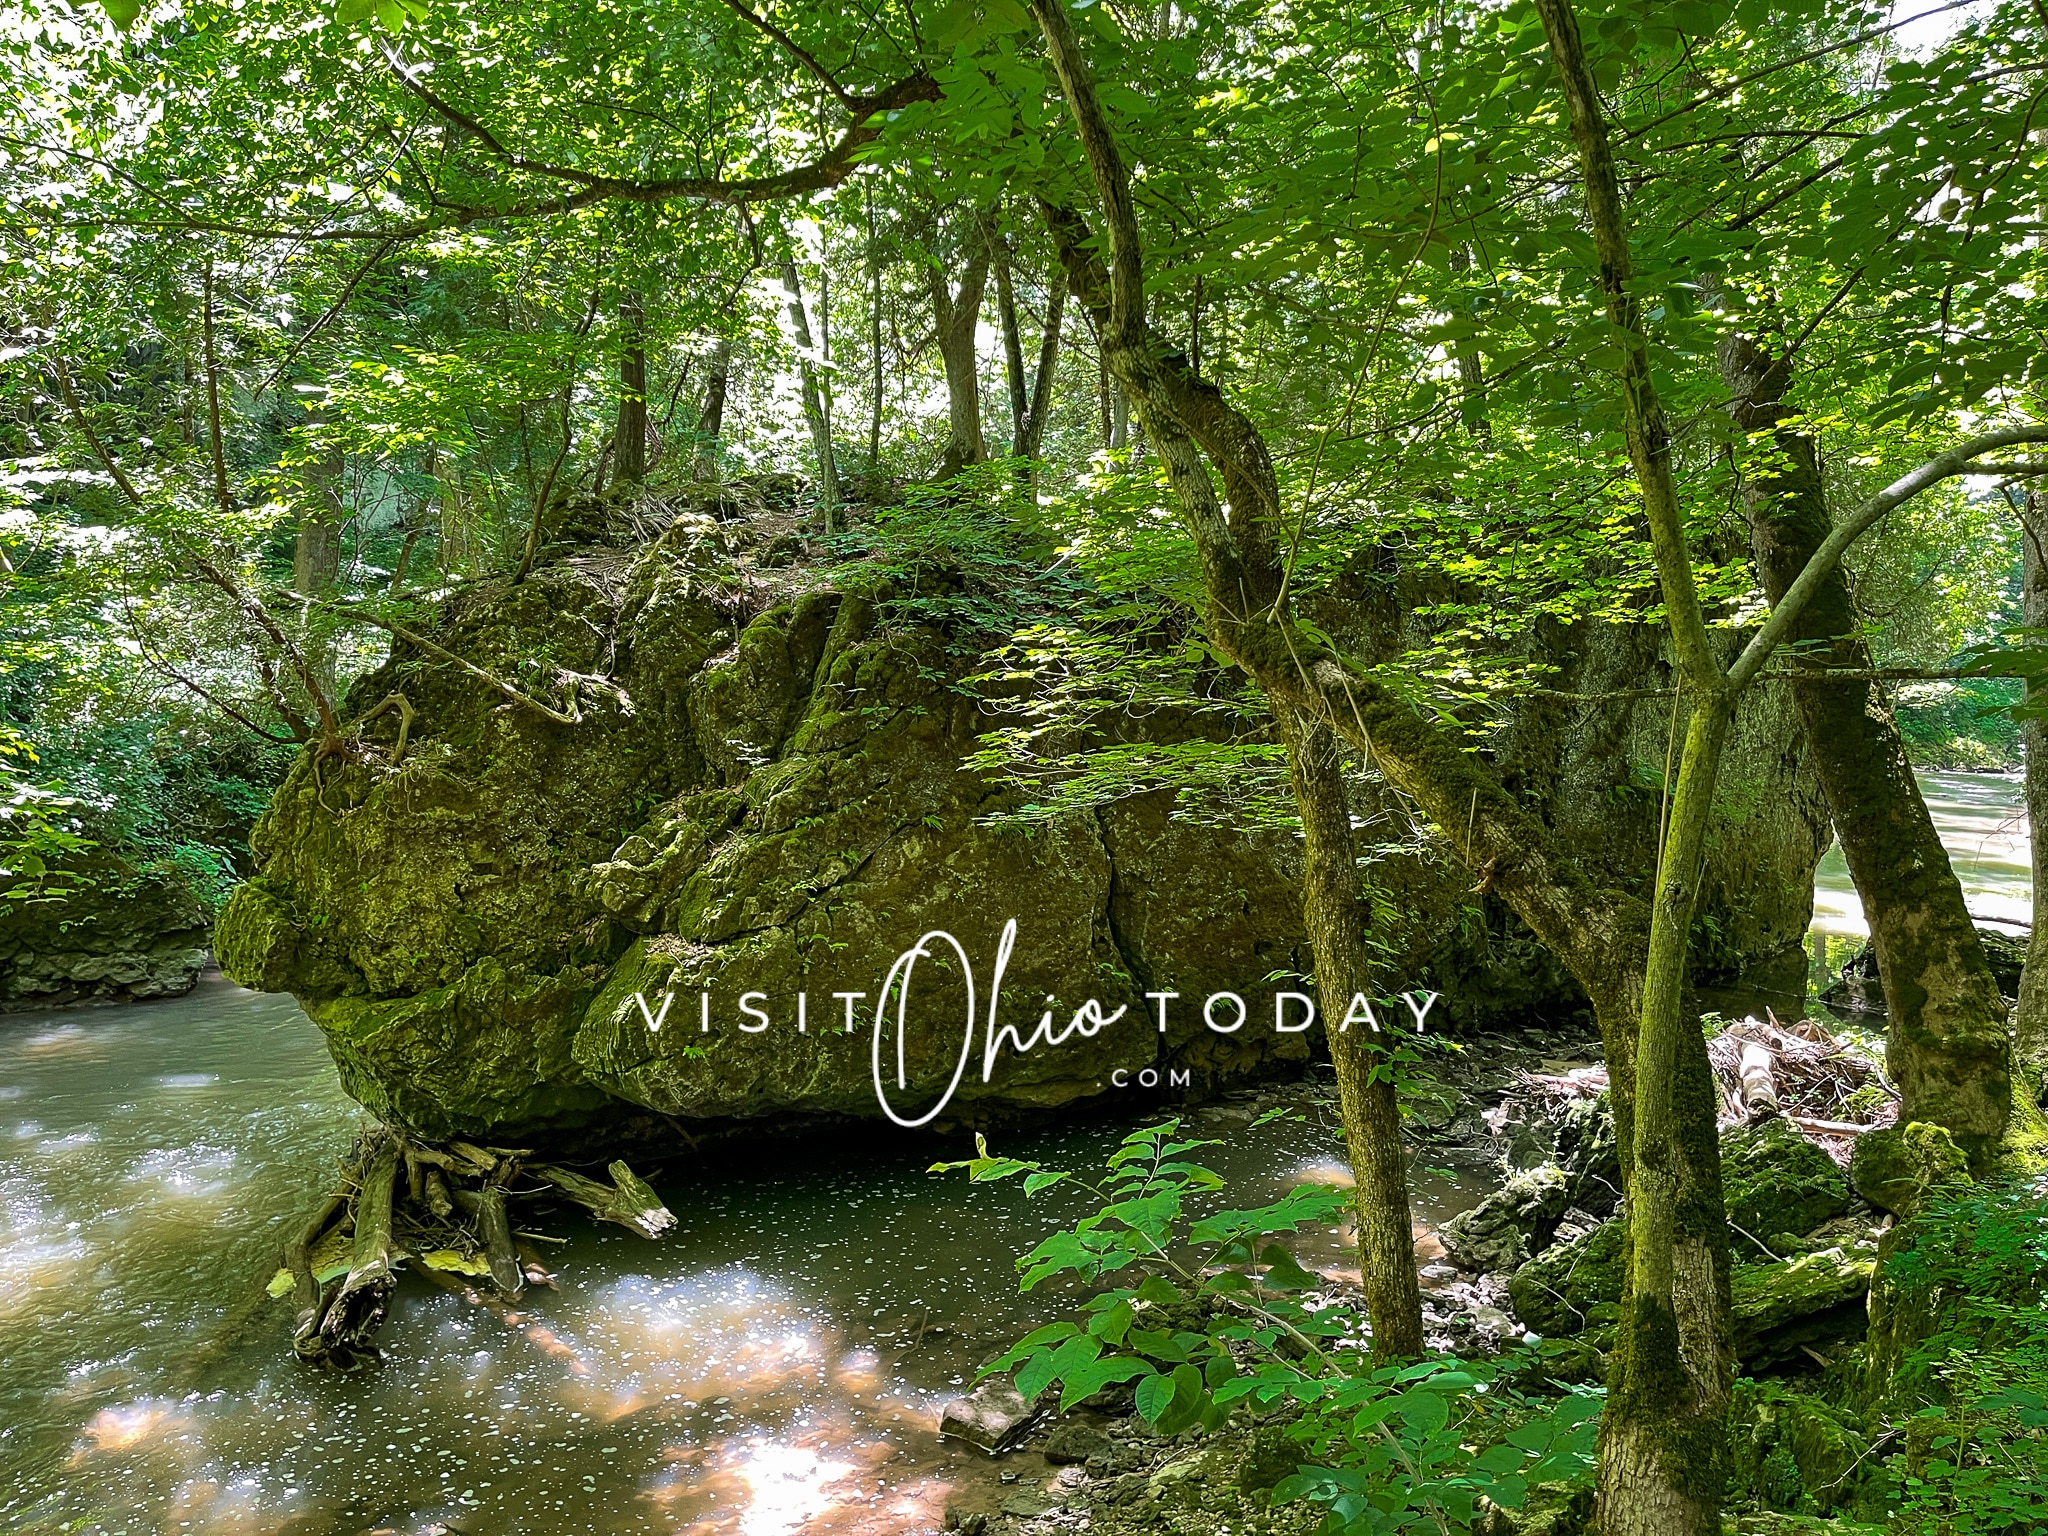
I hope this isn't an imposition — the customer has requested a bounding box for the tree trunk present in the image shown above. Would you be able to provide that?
[929,227,993,476]
[993,231,1030,454]
[868,188,885,468]
[614,289,647,488]
[1721,333,2012,1164]
[1596,690,1736,1536]
[292,402,345,695]
[2017,487,2048,1096]
[1023,270,1066,464]
[779,254,839,530]
[693,336,731,482]
[992,232,1066,484]
[1532,7,1737,1526]
[1276,704,1424,1360]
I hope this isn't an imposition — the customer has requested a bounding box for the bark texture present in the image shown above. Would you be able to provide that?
[1721,333,2012,1161]
[2017,489,2048,1094]
[1276,705,1424,1360]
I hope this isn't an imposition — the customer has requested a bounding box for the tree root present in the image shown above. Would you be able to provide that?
[277,1126,677,1367]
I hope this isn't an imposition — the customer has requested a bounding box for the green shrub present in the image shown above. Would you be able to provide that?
[940,1119,1601,1534]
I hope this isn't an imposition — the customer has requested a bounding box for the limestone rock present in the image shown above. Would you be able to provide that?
[1851,1121,1970,1217]
[215,512,1831,1146]
[1732,1250,1875,1368]
[1041,1420,1110,1465]
[1506,1217,1626,1336]
[1728,1381,1885,1521]
[0,850,213,1010]
[1723,1118,1853,1241]
[1442,1164,1571,1273]
[940,1377,1039,1452]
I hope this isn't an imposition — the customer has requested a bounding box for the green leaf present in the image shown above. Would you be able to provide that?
[1258,1243,1319,1292]
[1134,1372,1177,1423]
[96,0,144,26]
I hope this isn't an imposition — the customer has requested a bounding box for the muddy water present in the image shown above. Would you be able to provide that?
[0,981,1460,1535]
[1,770,2023,1534]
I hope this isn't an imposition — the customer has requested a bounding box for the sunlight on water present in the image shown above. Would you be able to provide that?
[0,977,1366,1532]
[0,772,2024,1532]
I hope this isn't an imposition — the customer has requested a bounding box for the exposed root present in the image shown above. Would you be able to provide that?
[275,1126,678,1367]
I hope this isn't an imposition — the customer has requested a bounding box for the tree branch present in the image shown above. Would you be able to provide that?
[1728,426,2048,691]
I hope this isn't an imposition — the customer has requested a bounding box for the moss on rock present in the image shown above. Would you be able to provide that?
[1723,1119,1853,1240]
[1850,1121,1969,1217]
[217,516,1836,1148]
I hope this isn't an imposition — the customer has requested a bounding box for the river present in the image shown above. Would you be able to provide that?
[0,770,2025,1534]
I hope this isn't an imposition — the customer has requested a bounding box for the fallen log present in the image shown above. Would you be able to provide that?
[1790,1116,1882,1136]
[422,1166,454,1219]
[1738,1041,1781,1122]
[534,1160,677,1238]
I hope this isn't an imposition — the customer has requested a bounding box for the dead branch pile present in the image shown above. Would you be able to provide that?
[278,1126,676,1369]
[1515,1013,1898,1170]
[1704,1013,1897,1163]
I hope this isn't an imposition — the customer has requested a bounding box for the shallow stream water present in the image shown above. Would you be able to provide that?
[0,770,2025,1535]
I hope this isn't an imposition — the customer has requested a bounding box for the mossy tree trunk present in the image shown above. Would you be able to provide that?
[1275,704,1424,1360]
[1721,333,2012,1163]
[1030,2,2044,1524]
[2016,487,2048,1094]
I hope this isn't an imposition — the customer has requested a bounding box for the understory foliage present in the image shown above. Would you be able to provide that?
[1879,1183,2048,1536]
[941,1121,1602,1534]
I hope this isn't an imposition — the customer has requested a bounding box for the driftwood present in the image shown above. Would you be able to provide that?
[477,1184,525,1299]
[1791,1115,1885,1136]
[422,1166,454,1219]
[1519,1013,1898,1170]
[534,1160,677,1238]
[272,1124,676,1366]
[286,1190,346,1322]
[1737,1041,1781,1121]
[316,1137,402,1362]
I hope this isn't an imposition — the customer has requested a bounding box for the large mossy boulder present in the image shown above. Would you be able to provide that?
[216,504,1832,1148]
[1506,1216,1627,1336]
[1508,1119,1864,1346]
[1850,1121,1969,1217]
[1732,1250,1875,1368]
[1442,1164,1572,1273]
[1508,1223,1872,1366]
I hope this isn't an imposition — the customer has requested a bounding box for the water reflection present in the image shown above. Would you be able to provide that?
[1809,769,2027,984]
[0,978,1395,1534]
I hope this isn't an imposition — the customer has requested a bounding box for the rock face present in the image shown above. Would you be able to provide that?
[0,852,212,1010]
[215,508,1831,1147]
